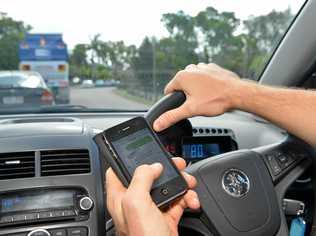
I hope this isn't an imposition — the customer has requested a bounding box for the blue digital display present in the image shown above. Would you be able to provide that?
[182,143,221,159]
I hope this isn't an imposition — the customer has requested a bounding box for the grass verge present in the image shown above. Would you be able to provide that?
[114,88,155,106]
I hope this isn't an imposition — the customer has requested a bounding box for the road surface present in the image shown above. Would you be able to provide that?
[70,87,149,110]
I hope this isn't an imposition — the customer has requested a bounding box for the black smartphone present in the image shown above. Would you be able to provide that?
[97,116,188,208]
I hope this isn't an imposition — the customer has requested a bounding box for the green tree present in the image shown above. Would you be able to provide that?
[70,44,87,66]
[243,9,293,78]
[69,44,88,78]
[131,37,154,97]
[195,7,243,73]
[0,13,31,70]
[161,11,199,69]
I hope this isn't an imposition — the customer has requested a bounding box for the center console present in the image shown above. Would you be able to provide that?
[0,118,106,236]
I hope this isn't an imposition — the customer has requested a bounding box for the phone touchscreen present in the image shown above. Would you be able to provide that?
[111,128,178,187]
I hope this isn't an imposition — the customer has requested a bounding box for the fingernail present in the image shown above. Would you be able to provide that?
[154,120,162,131]
[192,197,200,208]
[151,162,163,171]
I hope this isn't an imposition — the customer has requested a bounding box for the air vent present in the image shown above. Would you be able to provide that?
[0,152,35,180]
[40,149,90,176]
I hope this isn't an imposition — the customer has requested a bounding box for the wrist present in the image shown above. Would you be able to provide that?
[229,79,260,111]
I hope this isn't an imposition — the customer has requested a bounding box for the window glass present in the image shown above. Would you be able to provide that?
[0,0,306,112]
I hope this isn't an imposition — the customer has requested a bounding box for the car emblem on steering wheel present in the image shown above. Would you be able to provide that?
[222,169,250,198]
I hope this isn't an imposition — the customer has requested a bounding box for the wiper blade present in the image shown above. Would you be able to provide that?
[39,105,89,112]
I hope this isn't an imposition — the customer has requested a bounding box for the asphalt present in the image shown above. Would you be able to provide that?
[70,87,149,110]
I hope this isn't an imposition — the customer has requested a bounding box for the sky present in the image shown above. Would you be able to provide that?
[1,0,306,49]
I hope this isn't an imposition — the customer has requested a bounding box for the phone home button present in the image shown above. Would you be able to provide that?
[161,188,169,196]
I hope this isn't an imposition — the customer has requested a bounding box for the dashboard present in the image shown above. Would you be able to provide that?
[0,111,288,235]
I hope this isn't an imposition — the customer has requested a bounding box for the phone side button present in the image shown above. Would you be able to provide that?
[161,188,169,196]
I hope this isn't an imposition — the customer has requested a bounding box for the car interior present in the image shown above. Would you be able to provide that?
[1,0,316,236]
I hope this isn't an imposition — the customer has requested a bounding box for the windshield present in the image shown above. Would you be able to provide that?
[0,0,306,113]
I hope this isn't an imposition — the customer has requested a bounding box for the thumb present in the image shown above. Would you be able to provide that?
[129,163,163,193]
[153,103,192,132]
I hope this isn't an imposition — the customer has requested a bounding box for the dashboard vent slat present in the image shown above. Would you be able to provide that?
[0,152,35,180]
[40,149,91,176]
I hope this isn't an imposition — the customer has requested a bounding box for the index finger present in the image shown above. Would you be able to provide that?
[164,71,184,94]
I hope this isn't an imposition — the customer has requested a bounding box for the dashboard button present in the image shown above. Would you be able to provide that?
[79,196,94,211]
[1,216,13,223]
[12,214,25,222]
[52,210,64,217]
[49,228,66,236]
[38,211,53,219]
[27,229,50,236]
[63,210,76,217]
[24,213,37,221]
[67,227,88,236]
[266,155,282,175]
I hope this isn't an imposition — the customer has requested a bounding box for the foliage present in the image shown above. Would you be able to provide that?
[0,13,31,70]
[0,7,294,100]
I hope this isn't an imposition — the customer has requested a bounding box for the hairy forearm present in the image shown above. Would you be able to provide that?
[234,81,316,146]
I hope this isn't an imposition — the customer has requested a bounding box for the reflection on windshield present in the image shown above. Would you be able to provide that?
[0,1,304,112]
[0,75,40,89]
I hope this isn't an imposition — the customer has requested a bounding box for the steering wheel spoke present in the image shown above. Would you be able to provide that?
[255,136,313,186]
[254,136,313,236]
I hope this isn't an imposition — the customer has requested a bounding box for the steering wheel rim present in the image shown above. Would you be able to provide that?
[105,91,313,236]
[144,91,186,126]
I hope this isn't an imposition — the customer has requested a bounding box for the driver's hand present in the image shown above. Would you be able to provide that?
[106,157,200,236]
[154,63,245,132]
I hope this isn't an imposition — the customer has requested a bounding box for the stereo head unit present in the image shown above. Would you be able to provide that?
[0,187,93,227]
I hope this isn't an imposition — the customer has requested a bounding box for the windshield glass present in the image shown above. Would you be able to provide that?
[0,0,306,112]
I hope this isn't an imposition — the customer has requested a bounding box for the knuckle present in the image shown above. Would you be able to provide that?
[185,102,197,116]
[185,64,196,69]
[175,70,186,79]
[121,193,140,211]
[208,63,220,69]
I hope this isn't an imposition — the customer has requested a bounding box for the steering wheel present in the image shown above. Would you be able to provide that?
[106,91,313,236]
